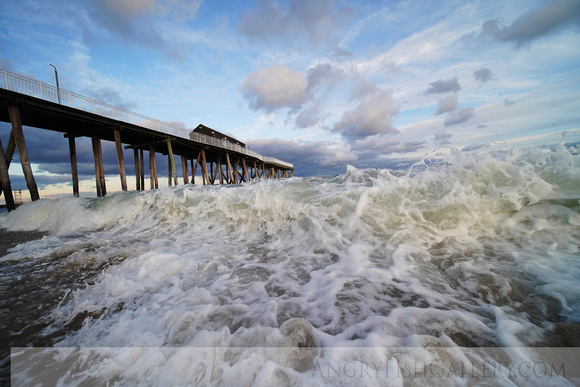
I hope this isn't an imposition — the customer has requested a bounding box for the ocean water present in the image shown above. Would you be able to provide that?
[1,144,580,385]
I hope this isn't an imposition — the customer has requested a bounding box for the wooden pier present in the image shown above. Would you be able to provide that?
[0,69,293,211]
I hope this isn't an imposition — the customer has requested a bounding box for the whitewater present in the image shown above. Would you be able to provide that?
[1,143,579,385]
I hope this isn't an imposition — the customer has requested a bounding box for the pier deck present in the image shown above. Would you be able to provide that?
[0,69,293,211]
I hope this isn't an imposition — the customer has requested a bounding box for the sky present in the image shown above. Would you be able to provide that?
[1,0,580,199]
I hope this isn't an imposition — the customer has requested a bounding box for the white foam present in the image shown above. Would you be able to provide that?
[3,143,580,384]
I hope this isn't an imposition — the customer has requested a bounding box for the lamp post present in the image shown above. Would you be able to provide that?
[49,64,60,104]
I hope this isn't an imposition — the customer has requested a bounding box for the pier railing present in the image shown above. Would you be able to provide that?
[0,69,293,169]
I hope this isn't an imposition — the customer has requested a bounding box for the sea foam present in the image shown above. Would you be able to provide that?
[2,144,579,385]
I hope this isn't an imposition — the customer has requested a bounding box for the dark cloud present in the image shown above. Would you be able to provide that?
[425,76,461,94]
[247,138,353,176]
[247,136,426,177]
[346,135,427,171]
[238,0,355,46]
[473,68,494,83]
[435,94,458,115]
[333,89,399,140]
[444,107,475,127]
[479,0,580,47]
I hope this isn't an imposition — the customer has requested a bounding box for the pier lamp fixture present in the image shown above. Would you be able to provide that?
[49,64,60,104]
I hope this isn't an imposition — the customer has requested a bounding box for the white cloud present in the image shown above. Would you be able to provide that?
[444,107,475,127]
[333,89,399,140]
[434,129,453,140]
[436,95,458,115]
[238,0,355,46]
[242,64,312,112]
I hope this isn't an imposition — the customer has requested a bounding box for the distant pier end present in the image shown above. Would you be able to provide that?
[0,69,293,211]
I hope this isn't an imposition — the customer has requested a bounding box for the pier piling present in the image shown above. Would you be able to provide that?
[0,69,293,202]
[8,105,40,201]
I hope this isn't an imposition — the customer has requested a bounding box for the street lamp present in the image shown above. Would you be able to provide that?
[49,64,60,103]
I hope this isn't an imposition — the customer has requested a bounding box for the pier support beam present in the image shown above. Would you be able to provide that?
[68,136,79,197]
[168,154,172,186]
[167,141,178,186]
[0,138,15,211]
[225,153,234,184]
[210,161,216,185]
[192,152,200,184]
[217,157,224,184]
[91,136,106,197]
[150,146,158,189]
[139,149,145,190]
[200,149,209,185]
[113,127,127,191]
[149,146,155,190]
[133,149,141,191]
[8,105,40,201]
[0,130,16,198]
[242,159,249,183]
[233,159,240,184]
[181,156,189,184]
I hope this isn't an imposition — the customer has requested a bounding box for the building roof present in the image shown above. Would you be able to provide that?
[191,124,245,147]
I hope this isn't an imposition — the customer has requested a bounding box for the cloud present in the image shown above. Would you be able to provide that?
[246,138,356,176]
[295,102,323,128]
[425,76,461,94]
[444,107,475,127]
[349,79,379,101]
[462,143,487,152]
[503,98,516,107]
[333,89,399,140]
[435,94,458,115]
[84,86,136,110]
[473,68,494,83]
[362,138,426,154]
[479,0,580,47]
[79,0,201,59]
[329,47,354,59]
[247,136,423,176]
[434,129,453,140]
[242,64,312,112]
[103,0,155,17]
[306,63,345,92]
[238,0,355,45]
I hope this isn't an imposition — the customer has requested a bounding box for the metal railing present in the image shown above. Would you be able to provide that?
[0,69,293,169]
